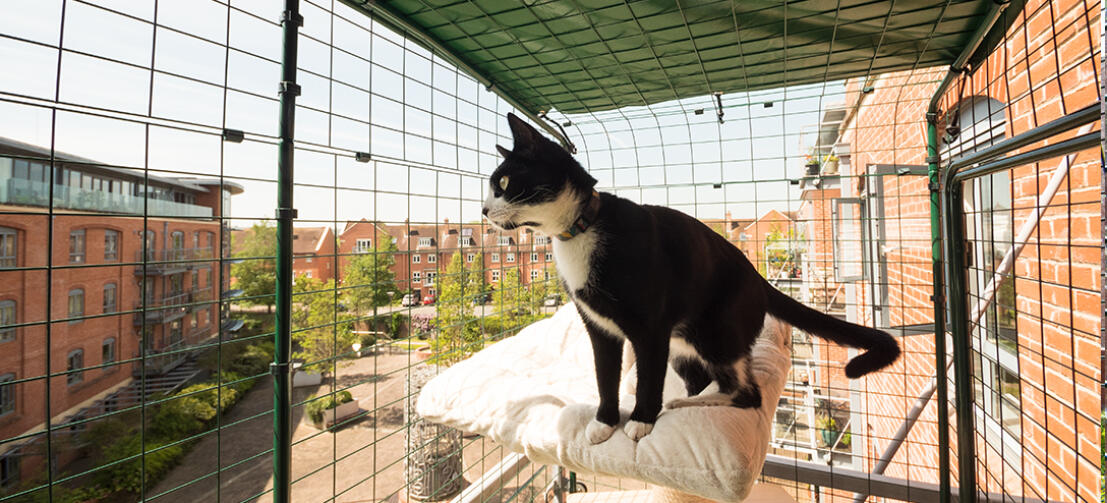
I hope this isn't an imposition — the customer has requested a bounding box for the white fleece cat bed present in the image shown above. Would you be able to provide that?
[417,303,792,502]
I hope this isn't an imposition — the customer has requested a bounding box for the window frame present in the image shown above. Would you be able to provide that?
[101,337,116,366]
[0,300,14,343]
[0,227,17,268]
[102,283,117,314]
[66,349,84,385]
[104,229,120,261]
[0,373,13,416]
[69,229,86,263]
[68,288,85,321]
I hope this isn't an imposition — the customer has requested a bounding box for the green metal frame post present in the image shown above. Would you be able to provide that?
[273,0,302,501]
[925,113,951,503]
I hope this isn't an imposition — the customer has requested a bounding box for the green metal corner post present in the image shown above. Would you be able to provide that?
[273,0,301,501]
[925,114,951,503]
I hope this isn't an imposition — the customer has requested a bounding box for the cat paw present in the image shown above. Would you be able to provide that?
[666,393,733,409]
[585,419,616,444]
[623,420,654,441]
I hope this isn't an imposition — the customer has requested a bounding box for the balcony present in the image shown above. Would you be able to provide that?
[133,247,214,275]
[0,175,213,218]
[132,291,189,325]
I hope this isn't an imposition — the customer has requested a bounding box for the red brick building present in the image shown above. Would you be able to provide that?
[798,0,1101,499]
[292,226,336,281]
[0,137,242,487]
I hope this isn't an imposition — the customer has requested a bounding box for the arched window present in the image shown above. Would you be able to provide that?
[102,283,117,314]
[67,349,84,385]
[67,289,85,320]
[0,227,16,268]
[0,300,14,342]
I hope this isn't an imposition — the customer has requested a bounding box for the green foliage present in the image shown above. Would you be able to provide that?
[292,275,356,372]
[306,390,354,425]
[231,222,278,311]
[342,239,399,315]
[96,435,184,495]
[388,312,407,339]
[430,252,481,364]
[492,268,526,316]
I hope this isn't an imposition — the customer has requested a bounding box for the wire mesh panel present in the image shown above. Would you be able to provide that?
[0,0,557,501]
[0,0,1100,502]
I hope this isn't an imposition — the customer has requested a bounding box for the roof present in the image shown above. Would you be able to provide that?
[354,0,1023,115]
[292,226,333,255]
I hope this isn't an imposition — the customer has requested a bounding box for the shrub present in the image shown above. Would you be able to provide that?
[306,390,353,425]
[96,434,184,494]
[230,341,275,376]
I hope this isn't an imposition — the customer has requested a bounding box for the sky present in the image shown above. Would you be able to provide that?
[0,0,849,227]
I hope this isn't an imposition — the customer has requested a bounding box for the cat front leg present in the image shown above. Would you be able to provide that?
[583,318,623,444]
[626,339,669,441]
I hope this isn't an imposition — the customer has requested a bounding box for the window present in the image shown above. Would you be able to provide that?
[506,253,515,263]
[207,269,213,288]
[0,301,14,342]
[102,283,117,314]
[0,453,17,488]
[190,313,198,329]
[69,230,86,263]
[417,237,432,247]
[497,236,511,246]
[832,199,864,282]
[427,254,436,263]
[0,228,14,268]
[193,231,200,249]
[466,253,475,263]
[68,289,85,319]
[169,321,182,345]
[192,271,199,291]
[491,270,500,282]
[202,309,211,325]
[531,253,539,262]
[412,254,421,263]
[354,238,372,253]
[459,237,474,246]
[304,271,313,278]
[101,338,116,365]
[104,230,119,261]
[0,374,12,416]
[412,271,422,283]
[305,256,313,263]
[534,236,550,245]
[425,271,436,285]
[491,253,499,263]
[545,252,552,261]
[67,349,84,385]
[531,269,540,281]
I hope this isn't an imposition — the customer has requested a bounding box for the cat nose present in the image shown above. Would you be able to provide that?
[482,207,489,216]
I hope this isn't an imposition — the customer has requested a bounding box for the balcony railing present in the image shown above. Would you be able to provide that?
[133,291,189,325]
[132,247,214,274]
[0,176,213,218]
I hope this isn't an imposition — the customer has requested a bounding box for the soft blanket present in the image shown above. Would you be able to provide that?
[417,303,792,502]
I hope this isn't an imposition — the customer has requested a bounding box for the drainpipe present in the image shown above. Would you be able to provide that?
[273,0,301,502]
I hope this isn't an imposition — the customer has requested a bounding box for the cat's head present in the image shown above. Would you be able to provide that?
[482,113,597,234]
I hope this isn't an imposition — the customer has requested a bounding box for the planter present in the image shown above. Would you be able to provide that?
[804,162,820,176]
[415,345,433,361]
[822,160,839,174]
[316,399,361,428]
[293,370,323,387]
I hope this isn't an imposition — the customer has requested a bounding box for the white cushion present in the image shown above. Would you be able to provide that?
[417,303,792,502]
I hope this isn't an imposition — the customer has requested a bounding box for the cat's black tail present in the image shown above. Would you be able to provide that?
[764,286,900,378]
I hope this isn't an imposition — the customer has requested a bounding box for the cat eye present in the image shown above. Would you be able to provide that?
[499,176,509,191]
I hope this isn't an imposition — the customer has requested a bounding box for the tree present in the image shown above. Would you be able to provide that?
[492,268,525,316]
[231,222,277,312]
[292,275,355,372]
[467,252,489,301]
[342,239,399,316]
[431,252,480,363]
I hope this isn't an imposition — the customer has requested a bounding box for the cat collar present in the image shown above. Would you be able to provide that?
[556,190,601,241]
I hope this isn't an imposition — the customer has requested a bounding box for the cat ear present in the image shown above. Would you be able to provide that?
[496,144,512,158]
[506,112,541,151]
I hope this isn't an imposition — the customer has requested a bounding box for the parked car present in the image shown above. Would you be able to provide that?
[401,294,416,306]
[471,292,492,305]
[422,295,436,305]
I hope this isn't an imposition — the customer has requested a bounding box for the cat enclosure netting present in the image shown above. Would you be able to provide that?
[0,0,1100,502]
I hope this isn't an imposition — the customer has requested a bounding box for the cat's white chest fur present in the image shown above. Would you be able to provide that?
[552,232,627,339]
[551,232,596,292]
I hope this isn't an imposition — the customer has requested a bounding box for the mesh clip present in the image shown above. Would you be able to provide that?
[925,155,941,164]
[928,181,940,192]
[222,128,245,143]
[355,152,372,162]
[270,362,291,377]
[279,81,301,97]
[275,208,299,219]
[280,10,304,27]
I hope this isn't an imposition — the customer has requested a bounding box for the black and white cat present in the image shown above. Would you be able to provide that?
[483,113,900,444]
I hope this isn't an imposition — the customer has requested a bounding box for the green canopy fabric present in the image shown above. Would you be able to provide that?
[343,0,1021,114]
